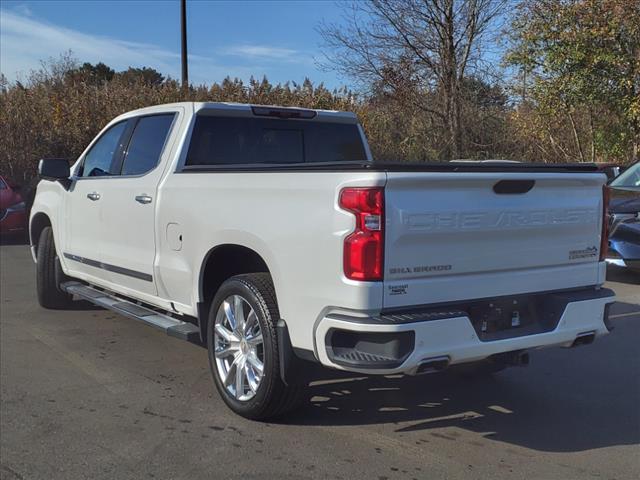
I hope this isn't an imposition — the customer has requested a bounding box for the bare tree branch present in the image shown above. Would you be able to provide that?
[318,0,506,159]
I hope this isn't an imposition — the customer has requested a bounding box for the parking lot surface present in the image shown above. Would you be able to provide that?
[1,244,639,480]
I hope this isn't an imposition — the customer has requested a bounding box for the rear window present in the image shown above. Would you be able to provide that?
[186,115,367,166]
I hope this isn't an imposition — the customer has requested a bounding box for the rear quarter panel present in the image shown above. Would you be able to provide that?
[156,170,387,351]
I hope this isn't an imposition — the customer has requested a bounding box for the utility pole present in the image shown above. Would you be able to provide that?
[181,0,189,89]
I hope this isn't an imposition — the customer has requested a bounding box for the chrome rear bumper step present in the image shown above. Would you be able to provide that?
[61,281,200,342]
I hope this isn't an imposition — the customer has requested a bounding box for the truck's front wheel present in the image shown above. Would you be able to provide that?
[36,226,72,309]
[207,273,305,420]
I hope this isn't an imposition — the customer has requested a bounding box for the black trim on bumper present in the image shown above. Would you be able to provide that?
[325,329,415,369]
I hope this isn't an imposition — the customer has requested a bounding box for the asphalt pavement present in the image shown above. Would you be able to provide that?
[1,244,639,480]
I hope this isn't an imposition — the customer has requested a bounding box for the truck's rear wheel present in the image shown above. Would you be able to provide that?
[207,273,306,420]
[36,226,72,309]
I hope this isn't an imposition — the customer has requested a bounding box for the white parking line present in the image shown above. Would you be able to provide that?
[609,311,640,319]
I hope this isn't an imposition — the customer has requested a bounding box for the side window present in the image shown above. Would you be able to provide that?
[0,178,6,190]
[81,121,128,177]
[121,114,175,176]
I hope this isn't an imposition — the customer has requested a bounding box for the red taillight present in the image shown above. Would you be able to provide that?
[600,185,610,261]
[339,187,384,281]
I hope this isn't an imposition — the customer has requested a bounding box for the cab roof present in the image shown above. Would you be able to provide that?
[117,102,358,124]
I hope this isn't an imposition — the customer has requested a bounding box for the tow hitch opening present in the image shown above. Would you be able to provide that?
[490,350,530,367]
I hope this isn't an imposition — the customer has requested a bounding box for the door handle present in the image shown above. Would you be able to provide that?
[87,192,100,201]
[135,194,152,204]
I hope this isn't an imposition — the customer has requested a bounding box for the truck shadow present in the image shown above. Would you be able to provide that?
[283,313,640,453]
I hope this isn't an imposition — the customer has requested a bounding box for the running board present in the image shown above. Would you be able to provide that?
[61,281,200,342]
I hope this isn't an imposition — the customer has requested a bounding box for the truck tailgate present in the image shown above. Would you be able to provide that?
[383,172,606,308]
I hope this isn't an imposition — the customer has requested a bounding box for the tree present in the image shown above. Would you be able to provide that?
[66,62,115,85]
[116,67,165,86]
[506,0,640,162]
[319,0,505,159]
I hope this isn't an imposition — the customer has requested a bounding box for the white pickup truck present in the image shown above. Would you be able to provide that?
[31,102,615,419]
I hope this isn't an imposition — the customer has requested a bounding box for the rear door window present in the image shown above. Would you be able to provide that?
[186,115,366,166]
[120,114,175,176]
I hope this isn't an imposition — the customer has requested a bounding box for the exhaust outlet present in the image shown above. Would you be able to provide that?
[571,331,595,347]
[415,356,450,375]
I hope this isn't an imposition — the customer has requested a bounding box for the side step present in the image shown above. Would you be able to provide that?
[61,281,200,342]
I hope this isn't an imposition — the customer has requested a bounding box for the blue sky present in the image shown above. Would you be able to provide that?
[0,0,350,88]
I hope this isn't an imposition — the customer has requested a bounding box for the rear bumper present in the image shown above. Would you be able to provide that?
[314,288,616,375]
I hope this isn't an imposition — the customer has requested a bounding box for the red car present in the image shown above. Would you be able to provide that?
[0,175,28,237]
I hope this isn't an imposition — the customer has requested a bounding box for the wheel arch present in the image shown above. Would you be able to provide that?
[29,212,52,259]
[197,244,274,342]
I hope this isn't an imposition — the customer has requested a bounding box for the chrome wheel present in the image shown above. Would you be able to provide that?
[213,294,264,401]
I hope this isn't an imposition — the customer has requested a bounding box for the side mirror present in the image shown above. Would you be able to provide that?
[38,158,71,189]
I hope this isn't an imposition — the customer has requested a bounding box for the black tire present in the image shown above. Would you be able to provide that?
[207,273,306,420]
[36,226,73,309]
